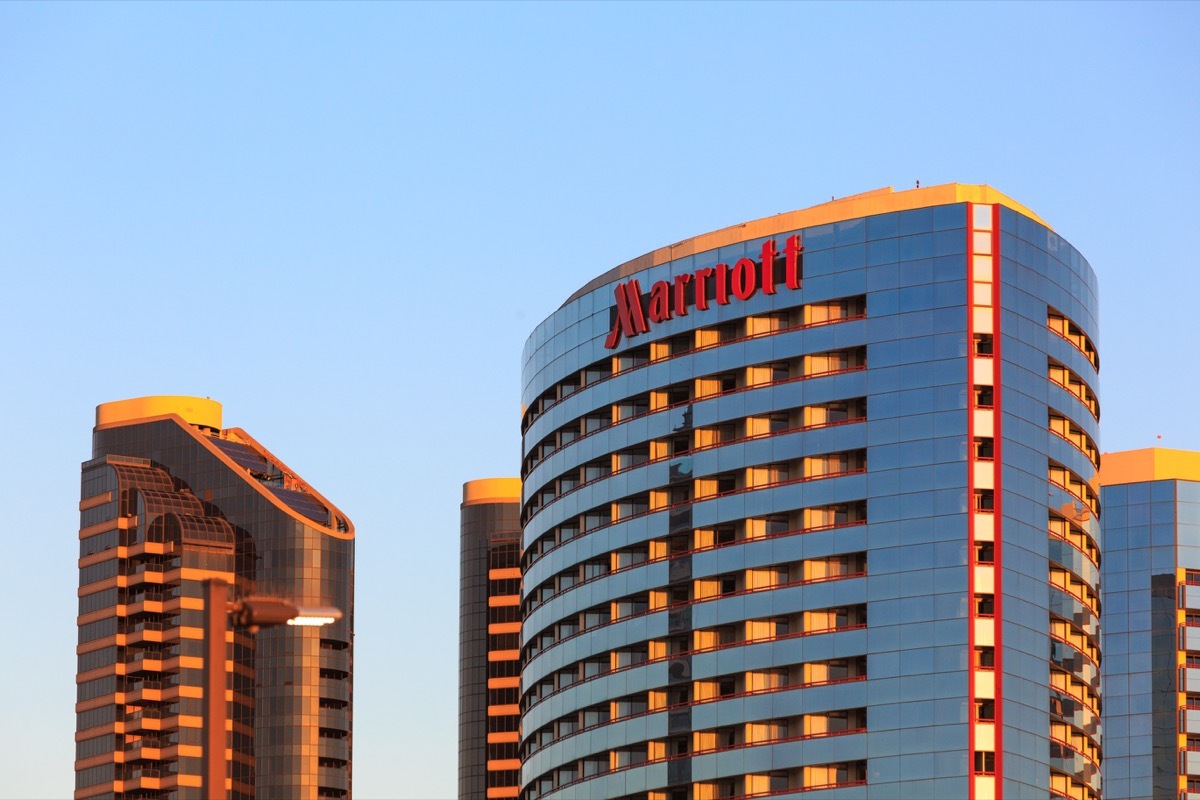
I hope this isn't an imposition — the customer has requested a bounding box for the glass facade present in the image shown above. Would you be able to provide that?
[517,185,1100,800]
[460,479,524,800]
[74,398,354,800]
[1101,451,1200,800]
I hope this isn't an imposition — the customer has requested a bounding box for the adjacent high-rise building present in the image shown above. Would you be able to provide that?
[74,396,354,800]
[1100,448,1200,800]
[460,478,524,799]
[511,184,1101,799]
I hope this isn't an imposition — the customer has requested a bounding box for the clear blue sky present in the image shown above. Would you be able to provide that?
[1,2,1195,797]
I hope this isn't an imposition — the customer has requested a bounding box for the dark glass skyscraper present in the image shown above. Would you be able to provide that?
[460,478,524,800]
[74,396,354,800]
[516,184,1100,800]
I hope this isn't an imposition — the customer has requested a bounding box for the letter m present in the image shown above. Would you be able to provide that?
[605,279,649,349]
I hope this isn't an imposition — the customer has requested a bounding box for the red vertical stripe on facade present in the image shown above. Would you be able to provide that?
[965,203,977,800]
[989,202,1004,791]
[965,202,1004,797]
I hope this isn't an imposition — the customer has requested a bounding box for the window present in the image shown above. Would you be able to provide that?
[975,700,995,720]
[804,295,865,325]
[668,685,691,706]
[974,437,994,459]
[804,347,866,376]
[975,594,995,616]
[1047,307,1099,369]
[1048,358,1100,419]
[803,761,866,788]
[974,751,996,773]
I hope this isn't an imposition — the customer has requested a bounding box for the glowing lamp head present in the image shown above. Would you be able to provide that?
[287,611,341,627]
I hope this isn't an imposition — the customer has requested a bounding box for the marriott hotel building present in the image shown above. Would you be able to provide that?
[509,185,1101,800]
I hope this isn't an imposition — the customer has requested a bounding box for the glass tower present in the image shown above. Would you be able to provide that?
[74,396,354,800]
[1100,448,1200,800]
[516,185,1100,800]
[460,478,524,800]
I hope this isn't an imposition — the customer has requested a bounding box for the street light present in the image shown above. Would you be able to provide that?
[202,577,342,799]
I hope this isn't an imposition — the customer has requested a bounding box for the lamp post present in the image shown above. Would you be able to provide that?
[201,577,342,799]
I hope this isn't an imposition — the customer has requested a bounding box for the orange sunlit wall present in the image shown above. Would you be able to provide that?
[76,456,243,799]
[460,479,523,800]
[74,396,355,800]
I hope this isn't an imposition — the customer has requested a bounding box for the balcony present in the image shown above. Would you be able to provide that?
[318,736,350,762]
[123,599,166,617]
[318,766,350,792]
[320,648,351,674]
[124,652,166,675]
[124,620,168,645]
[124,589,168,604]
[122,589,173,616]
[120,765,178,792]
[125,678,179,704]
[124,707,176,734]
[122,562,166,588]
[320,677,351,704]
[320,706,351,733]
[126,540,176,559]
[123,737,173,761]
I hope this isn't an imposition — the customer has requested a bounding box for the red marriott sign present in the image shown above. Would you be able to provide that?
[605,234,804,349]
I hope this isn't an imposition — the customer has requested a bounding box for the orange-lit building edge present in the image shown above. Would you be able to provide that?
[75,396,354,800]
[461,478,523,799]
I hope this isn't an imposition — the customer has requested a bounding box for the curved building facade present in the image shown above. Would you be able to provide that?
[517,185,1101,800]
[74,396,354,800]
[460,478,525,799]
